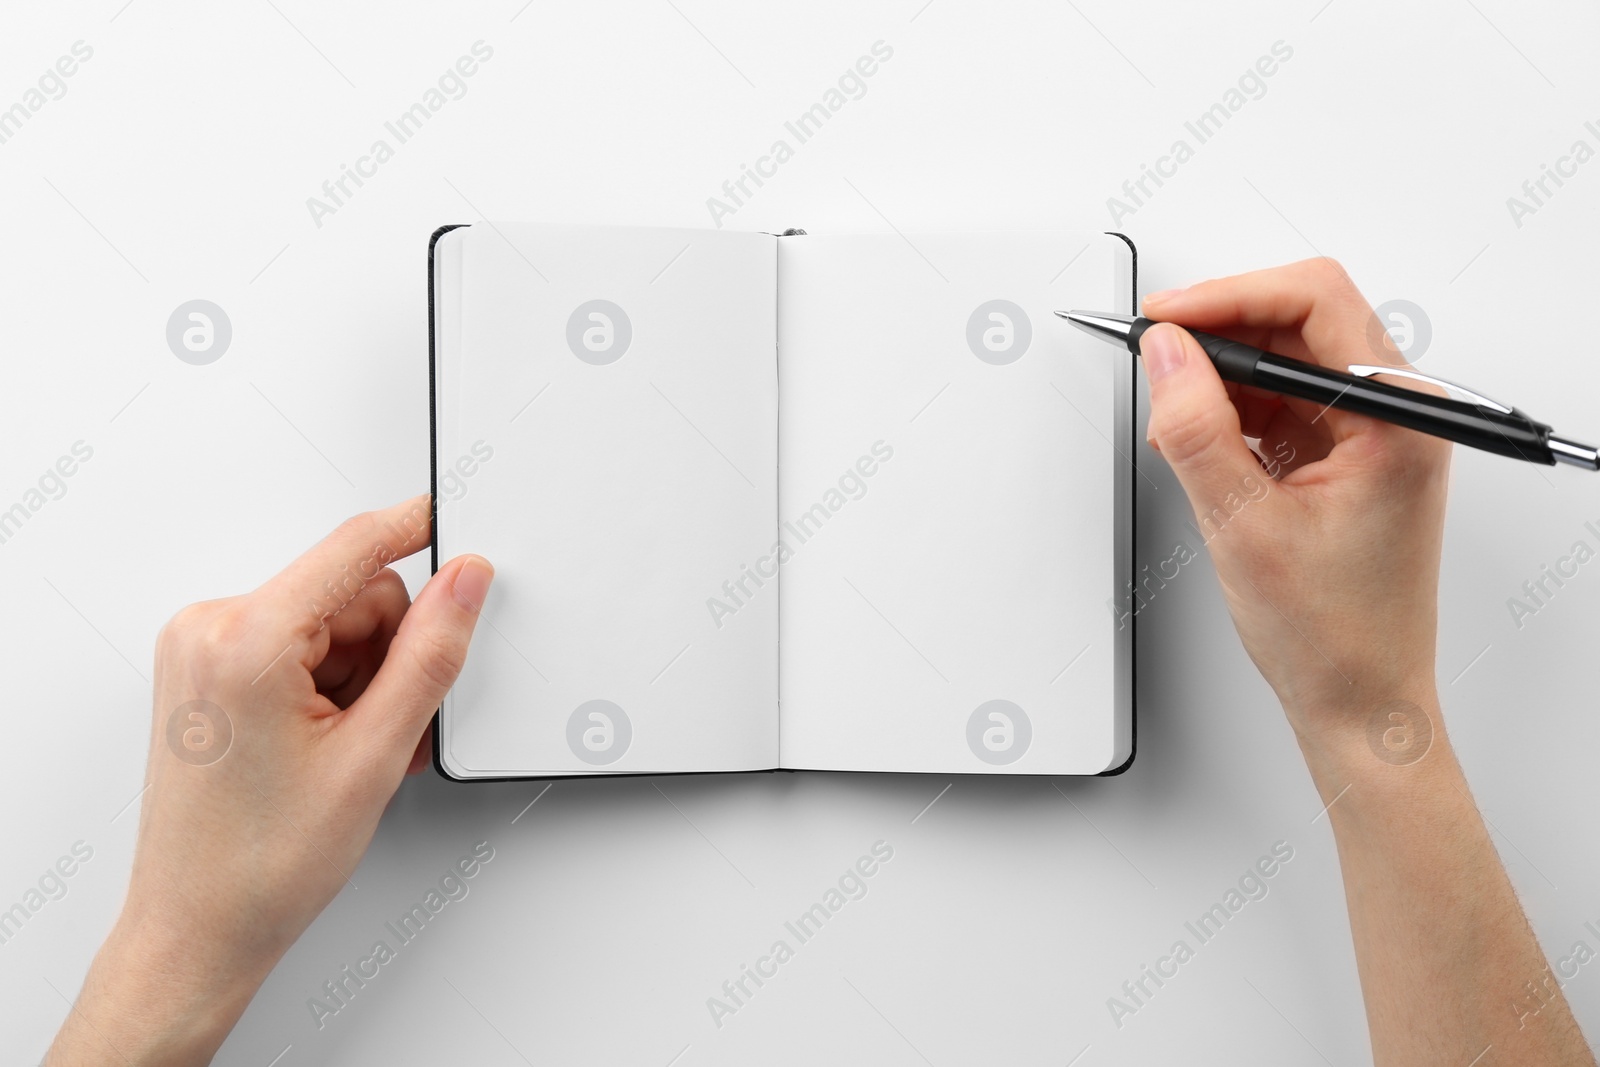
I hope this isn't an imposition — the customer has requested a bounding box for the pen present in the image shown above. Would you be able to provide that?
[1058,311,1600,471]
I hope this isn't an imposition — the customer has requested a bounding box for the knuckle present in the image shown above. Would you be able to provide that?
[206,603,256,651]
[156,601,215,654]
[1150,402,1228,466]
[192,604,257,662]
[350,568,411,624]
[366,566,408,601]
[1308,255,1345,282]
[155,597,261,675]
[1305,256,1357,297]
[333,511,379,549]
[405,628,468,694]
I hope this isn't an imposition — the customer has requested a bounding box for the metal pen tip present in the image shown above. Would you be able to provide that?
[1056,310,1137,348]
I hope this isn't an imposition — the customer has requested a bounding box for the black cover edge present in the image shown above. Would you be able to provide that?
[1096,230,1138,777]
[428,224,470,782]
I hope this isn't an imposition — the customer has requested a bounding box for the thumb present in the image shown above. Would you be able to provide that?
[346,554,493,760]
[1142,323,1263,505]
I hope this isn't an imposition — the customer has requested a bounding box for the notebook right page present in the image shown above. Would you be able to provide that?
[776,231,1132,774]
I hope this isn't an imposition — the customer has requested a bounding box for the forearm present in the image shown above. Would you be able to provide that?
[46,912,273,1067]
[1300,696,1594,1066]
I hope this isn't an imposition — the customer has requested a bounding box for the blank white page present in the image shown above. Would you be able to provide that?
[776,232,1133,774]
[434,225,779,778]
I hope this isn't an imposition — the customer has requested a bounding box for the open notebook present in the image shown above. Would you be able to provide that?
[430,224,1134,778]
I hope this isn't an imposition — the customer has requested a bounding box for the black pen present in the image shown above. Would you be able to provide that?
[1059,311,1600,471]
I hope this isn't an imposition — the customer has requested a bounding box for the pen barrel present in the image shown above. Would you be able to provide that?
[1185,330,1558,465]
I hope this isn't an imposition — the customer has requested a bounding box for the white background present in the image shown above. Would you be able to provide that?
[2,1,1598,1064]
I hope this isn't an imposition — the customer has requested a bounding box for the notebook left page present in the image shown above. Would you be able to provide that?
[433,225,780,778]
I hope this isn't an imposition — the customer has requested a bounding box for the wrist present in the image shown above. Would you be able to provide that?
[1284,673,1441,759]
[1287,686,1462,803]
[48,909,271,1067]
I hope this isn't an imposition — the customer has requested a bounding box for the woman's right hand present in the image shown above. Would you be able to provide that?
[1137,258,1453,761]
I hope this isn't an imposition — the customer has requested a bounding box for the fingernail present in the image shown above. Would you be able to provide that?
[450,557,494,612]
[1141,325,1187,383]
[1143,287,1185,306]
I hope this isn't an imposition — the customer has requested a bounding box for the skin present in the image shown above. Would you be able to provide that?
[47,260,1596,1064]
[1141,258,1594,1065]
[48,496,493,1065]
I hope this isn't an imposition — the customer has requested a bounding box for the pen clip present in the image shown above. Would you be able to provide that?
[1345,365,1515,415]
